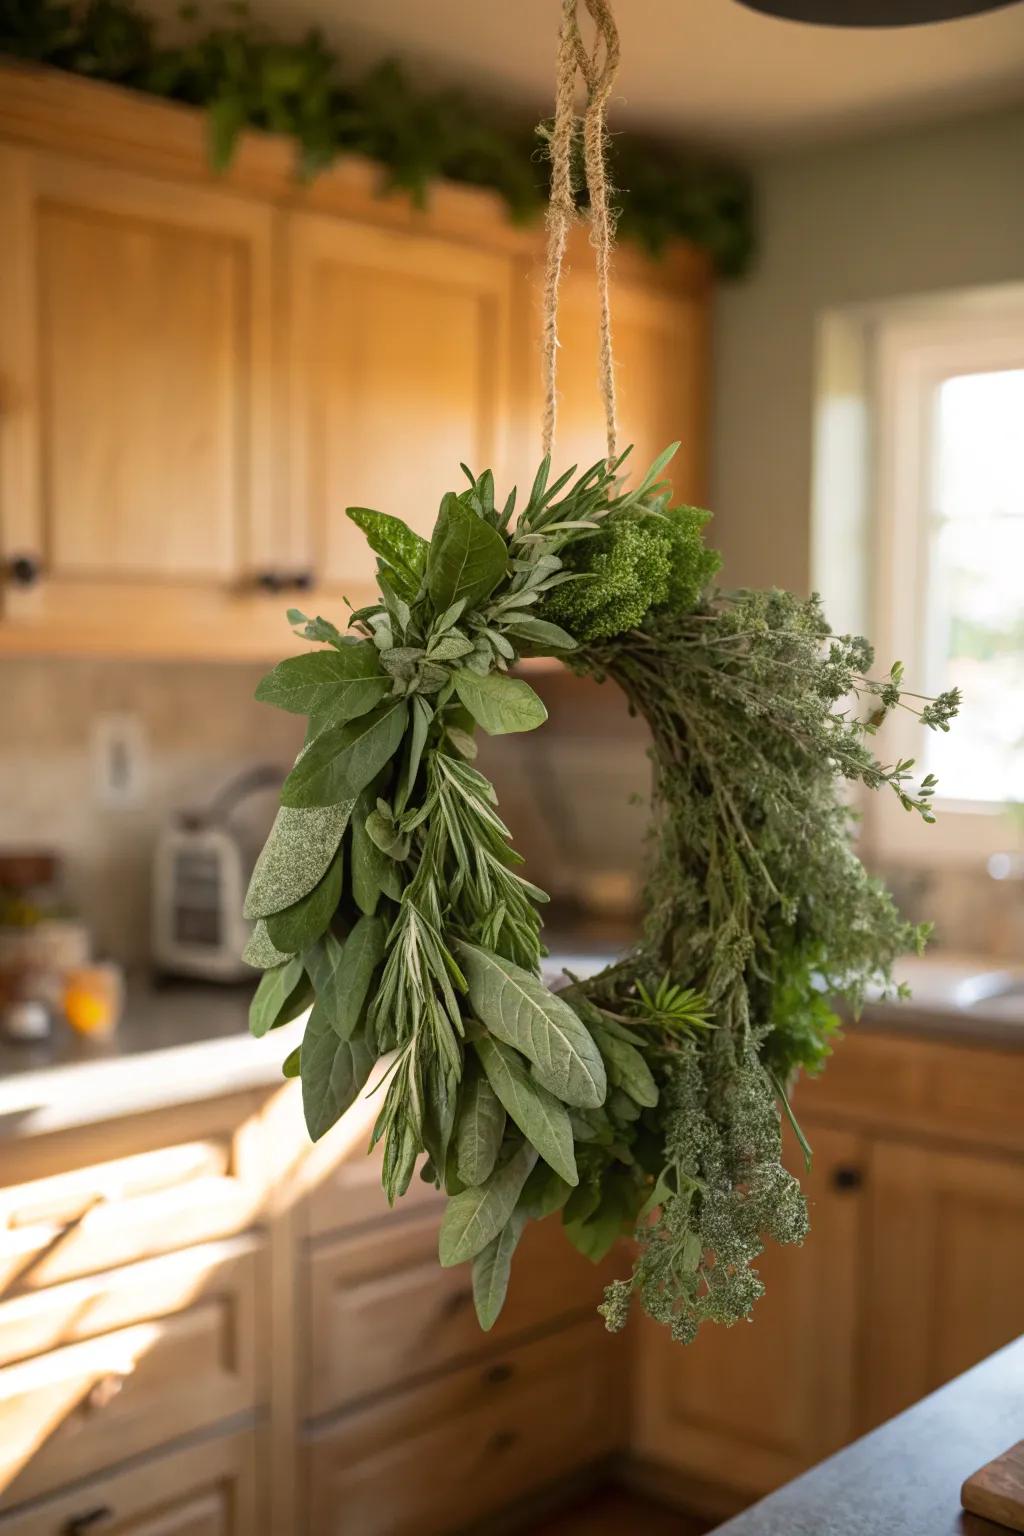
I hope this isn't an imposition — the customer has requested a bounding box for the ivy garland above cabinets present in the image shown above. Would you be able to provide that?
[0,1,755,276]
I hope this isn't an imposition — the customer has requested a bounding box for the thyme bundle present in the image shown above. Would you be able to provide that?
[244,445,957,1342]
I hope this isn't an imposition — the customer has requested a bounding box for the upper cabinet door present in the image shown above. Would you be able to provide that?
[0,147,280,653]
[285,216,514,603]
[516,236,710,505]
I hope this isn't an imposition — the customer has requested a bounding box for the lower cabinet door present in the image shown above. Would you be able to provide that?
[305,1320,625,1536]
[862,1139,1024,1429]
[0,1429,258,1535]
[631,1123,866,1501]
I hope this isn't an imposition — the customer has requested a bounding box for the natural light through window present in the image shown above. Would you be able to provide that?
[923,367,1024,804]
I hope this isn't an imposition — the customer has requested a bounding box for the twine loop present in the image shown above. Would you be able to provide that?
[541,0,621,465]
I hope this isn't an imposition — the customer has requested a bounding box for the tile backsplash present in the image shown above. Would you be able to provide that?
[2,657,1019,968]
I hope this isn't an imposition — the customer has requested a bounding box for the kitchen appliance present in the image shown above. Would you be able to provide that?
[152,765,282,983]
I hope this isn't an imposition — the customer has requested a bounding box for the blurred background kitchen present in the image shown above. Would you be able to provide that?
[0,2,1022,1534]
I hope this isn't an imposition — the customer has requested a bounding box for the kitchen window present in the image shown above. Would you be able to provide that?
[814,292,1024,864]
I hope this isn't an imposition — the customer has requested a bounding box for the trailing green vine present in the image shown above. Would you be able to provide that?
[242,443,958,1343]
[0,0,754,275]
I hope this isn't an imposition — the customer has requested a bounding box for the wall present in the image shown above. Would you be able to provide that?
[710,103,1024,593]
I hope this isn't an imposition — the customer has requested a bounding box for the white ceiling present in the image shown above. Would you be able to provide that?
[187,0,1024,156]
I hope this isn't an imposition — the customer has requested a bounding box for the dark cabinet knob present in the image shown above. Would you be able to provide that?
[831,1165,864,1192]
[63,1509,113,1534]
[488,1429,518,1454]
[292,569,315,592]
[7,553,41,587]
[256,570,288,593]
[483,1362,514,1386]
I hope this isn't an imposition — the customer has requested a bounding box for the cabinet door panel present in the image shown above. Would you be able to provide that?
[287,217,513,596]
[863,1141,1024,1430]
[631,1123,864,1499]
[0,147,284,654]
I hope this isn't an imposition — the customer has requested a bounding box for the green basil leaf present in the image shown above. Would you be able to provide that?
[249,956,310,1038]
[244,802,352,918]
[242,919,293,970]
[438,1139,537,1267]
[280,701,408,808]
[472,1213,526,1332]
[300,1013,376,1142]
[265,846,344,953]
[454,1056,506,1186]
[306,915,385,1041]
[456,942,606,1109]
[254,643,389,721]
[452,670,547,736]
[346,507,429,601]
[593,1024,660,1109]
[475,1036,578,1186]
[427,493,507,614]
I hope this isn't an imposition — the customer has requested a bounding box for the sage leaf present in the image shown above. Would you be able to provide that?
[281,700,408,808]
[244,802,352,918]
[242,919,293,970]
[456,943,606,1109]
[504,617,578,653]
[454,1056,506,1186]
[427,493,507,613]
[593,1024,659,1109]
[452,670,547,736]
[472,1213,526,1331]
[265,846,344,953]
[300,1013,376,1142]
[475,1035,578,1186]
[517,1160,573,1221]
[563,1169,635,1262]
[254,643,390,721]
[281,1045,301,1078]
[351,794,403,914]
[249,956,310,1038]
[438,1139,537,1267]
[306,916,385,1041]
[346,507,428,601]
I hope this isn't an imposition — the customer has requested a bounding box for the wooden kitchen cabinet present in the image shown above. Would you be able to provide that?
[0,60,712,658]
[632,1122,865,1503]
[0,145,289,657]
[284,214,515,601]
[0,1428,259,1536]
[630,1028,1024,1519]
[862,1139,1024,1429]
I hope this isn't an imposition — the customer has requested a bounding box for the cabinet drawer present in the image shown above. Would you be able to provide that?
[304,1210,614,1418]
[0,1239,261,1508]
[306,1320,624,1536]
[0,1096,265,1296]
[0,1427,258,1535]
[303,1131,441,1241]
[794,1030,1024,1154]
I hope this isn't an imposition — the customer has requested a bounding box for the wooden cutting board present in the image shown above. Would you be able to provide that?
[962,1440,1024,1531]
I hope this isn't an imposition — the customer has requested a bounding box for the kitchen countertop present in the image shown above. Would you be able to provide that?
[711,1334,1024,1536]
[0,948,1021,1139]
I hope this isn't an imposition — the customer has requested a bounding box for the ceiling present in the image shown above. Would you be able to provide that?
[164,0,1024,156]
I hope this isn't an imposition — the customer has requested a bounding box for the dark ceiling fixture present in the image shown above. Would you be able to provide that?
[735,0,1021,24]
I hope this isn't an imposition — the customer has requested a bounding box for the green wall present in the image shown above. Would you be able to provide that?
[710,105,1024,592]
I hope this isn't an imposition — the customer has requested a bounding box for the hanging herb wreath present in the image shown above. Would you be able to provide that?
[243,0,958,1344]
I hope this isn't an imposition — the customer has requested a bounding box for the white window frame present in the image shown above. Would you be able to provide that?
[812,286,1024,869]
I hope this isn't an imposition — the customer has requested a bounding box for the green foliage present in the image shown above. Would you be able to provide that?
[542,503,721,643]
[244,444,957,1344]
[1,1,755,275]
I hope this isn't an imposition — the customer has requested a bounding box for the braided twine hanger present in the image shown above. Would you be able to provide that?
[540,0,621,466]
